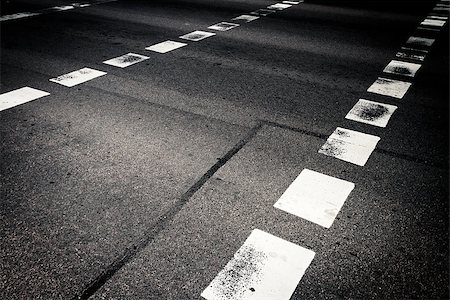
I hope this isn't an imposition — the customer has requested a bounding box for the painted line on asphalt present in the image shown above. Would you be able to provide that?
[406,36,435,47]
[145,40,187,53]
[179,30,216,41]
[367,77,412,99]
[49,67,107,87]
[0,87,50,111]
[103,53,149,68]
[420,18,447,27]
[345,99,398,128]
[232,14,260,23]
[283,1,303,4]
[274,169,355,228]
[250,9,275,16]
[208,22,240,31]
[318,127,380,166]
[396,48,426,62]
[201,229,315,300]
[267,3,292,10]
[383,60,421,78]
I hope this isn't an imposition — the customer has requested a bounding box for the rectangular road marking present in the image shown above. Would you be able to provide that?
[208,22,240,31]
[0,12,41,21]
[427,15,448,20]
[367,77,412,99]
[232,15,260,22]
[103,53,149,68]
[179,30,216,41]
[318,127,380,166]
[345,99,398,128]
[396,49,426,62]
[267,3,292,10]
[201,229,315,300]
[420,19,446,27]
[250,9,275,16]
[145,40,187,53]
[283,1,302,4]
[50,67,106,87]
[406,36,435,47]
[0,87,50,111]
[274,169,354,228]
[383,60,421,78]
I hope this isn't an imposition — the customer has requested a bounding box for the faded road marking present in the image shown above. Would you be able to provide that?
[146,40,187,53]
[208,22,240,31]
[232,15,260,23]
[0,87,50,111]
[274,169,354,228]
[319,127,380,166]
[367,77,412,99]
[383,60,421,78]
[283,1,302,4]
[406,36,435,47]
[103,53,149,68]
[396,47,427,62]
[250,9,275,16]
[179,31,216,41]
[420,18,446,27]
[346,99,398,128]
[201,229,315,300]
[267,3,292,10]
[50,67,107,87]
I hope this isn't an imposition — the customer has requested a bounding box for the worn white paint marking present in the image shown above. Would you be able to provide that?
[103,53,149,68]
[345,99,397,128]
[49,67,107,87]
[401,47,428,54]
[421,19,446,27]
[208,22,240,31]
[274,169,354,228]
[0,12,41,21]
[232,15,260,22]
[396,49,426,62]
[318,127,380,166]
[201,229,315,300]
[367,77,412,99]
[250,9,275,16]
[428,15,448,20]
[267,3,292,10]
[406,36,435,47]
[417,26,441,32]
[283,1,302,4]
[383,60,421,78]
[146,40,187,53]
[179,30,216,41]
[0,87,50,112]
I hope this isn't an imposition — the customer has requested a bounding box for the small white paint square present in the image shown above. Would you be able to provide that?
[145,40,187,53]
[232,14,260,22]
[406,36,435,47]
[201,229,315,300]
[0,87,50,111]
[383,60,421,78]
[367,77,412,99]
[49,67,107,87]
[421,18,446,27]
[274,169,354,228]
[250,9,275,16]
[318,127,380,166]
[345,99,397,128]
[103,53,149,68]
[179,30,216,41]
[267,3,292,10]
[208,22,240,31]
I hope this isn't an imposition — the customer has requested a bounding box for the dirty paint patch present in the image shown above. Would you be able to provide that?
[406,36,435,47]
[49,67,106,87]
[201,229,315,300]
[345,99,397,128]
[421,18,446,27]
[250,9,275,16]
[103,53,149,68]
[232,15,260,23]
[0,87,50,111]
[367,77,412,99]
[179,31,216,41]
[383,60,421,78]
[274,169,354,228]
[208,22,240,31]
[146,40,187,53]
[267,3,292,10]
[0,12,41,21]
[318,127,380,166]
[283,1,302,4]
[396,47,427,62]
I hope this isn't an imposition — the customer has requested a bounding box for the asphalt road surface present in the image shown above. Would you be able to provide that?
[1,0,449,299]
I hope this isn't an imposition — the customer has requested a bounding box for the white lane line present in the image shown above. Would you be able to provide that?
[420,19,447,27]
[145,40,187,53]
[367,77,412,99]
[0,12,41,21]
[406,36,435,47]
[318,127,380,166]
[267,3,292,10]
[417,26,441,32]
[103,53,149,68]
[396,48,426,62]
[250,9,275,16]
[345,99,398,128]
[283,1,302,4]
[208,22,240,31]
[383,60,421,78]
[201,229,315,300]
[232,15,260,23]
[427,15,448,20]
[274,169,354,228]
[0,87,50,112]
[49,67,107,87]
[179,30,216,41]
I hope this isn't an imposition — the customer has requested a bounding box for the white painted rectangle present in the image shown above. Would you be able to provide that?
[250,9,275,16]
[383,60,421,78]
[395,50,425,62]
[318,127,380,166]
[232,14,260,22]
[406,36,435,47]
[367,77,412,99]
[427,15,448,20]
[179,31,216,41]
[145,40,187,53]
[201,229,315,300]
[283,1,302,4]
[103,53,149,68]
[274,169,354,228]
[0,12,41,21]
[421,19,446,27]
[208,22,240,31]
[345,99,397,128]
[0,87,50,111]
[267,3,292,10]
[49,67,107,87]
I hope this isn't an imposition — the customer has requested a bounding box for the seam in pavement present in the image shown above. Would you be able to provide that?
[75,121,264,300]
